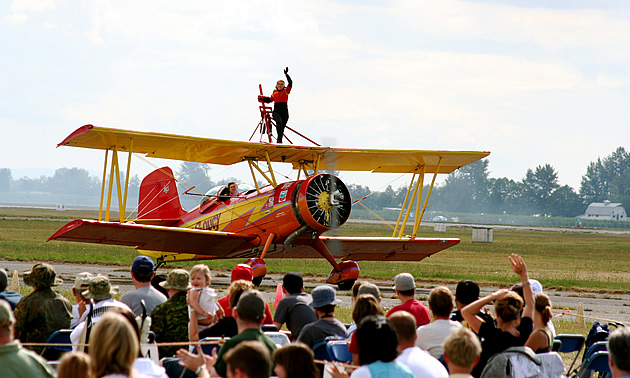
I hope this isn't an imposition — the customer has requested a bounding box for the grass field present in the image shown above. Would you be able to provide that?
[2,208,630,292]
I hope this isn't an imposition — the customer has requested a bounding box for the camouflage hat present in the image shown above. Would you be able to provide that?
[159,269,191,291]
[82,276,119,301]
[0,300,15,328]
[23,263,63,287]
[73,272,94,292]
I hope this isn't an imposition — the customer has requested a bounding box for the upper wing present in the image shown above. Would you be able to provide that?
[263,236,460,261]
[48,219,257,257]
[58,125,489,174]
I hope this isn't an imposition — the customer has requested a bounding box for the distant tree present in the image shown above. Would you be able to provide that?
[441,159,490,212]
[46,168,99,195]
[487,177,522,214]
[176,162,212,194]
[548,185,584,217]
[580,147,630,206]
[521,164,559,215]
[0,168,11,192]
[347,183,373,209]
[12,176,46,192]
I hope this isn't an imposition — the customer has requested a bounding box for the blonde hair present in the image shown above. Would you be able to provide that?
[535,293,553,324]
[443,328,481,368]
[58,351,92,378]
[190,264,211,286]
[228,279,255,308]
[89,312,139,377]
[495,291,523,322]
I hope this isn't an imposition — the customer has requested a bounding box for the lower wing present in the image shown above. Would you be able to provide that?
[48,219,257,258]
[264,236,460,261]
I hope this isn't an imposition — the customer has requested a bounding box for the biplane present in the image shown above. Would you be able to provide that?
[49,124,489,289]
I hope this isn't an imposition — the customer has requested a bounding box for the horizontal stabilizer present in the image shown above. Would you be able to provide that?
[48,219,257,256]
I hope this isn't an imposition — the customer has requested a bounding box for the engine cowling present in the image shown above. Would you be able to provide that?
[296,174,352,233]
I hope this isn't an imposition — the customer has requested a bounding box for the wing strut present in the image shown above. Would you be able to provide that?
[97,142,134,222]
[391,156,443,238]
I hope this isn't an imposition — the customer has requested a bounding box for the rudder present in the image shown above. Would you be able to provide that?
[138,167,185,221]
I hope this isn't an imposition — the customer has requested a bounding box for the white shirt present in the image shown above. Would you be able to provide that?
[416,319,463,358]
[396,346,449,378]
[71,299,132,348]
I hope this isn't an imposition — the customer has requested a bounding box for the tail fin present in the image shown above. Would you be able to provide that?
[138,167,185,221]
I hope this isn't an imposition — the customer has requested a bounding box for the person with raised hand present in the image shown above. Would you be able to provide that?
[461,253,534,377]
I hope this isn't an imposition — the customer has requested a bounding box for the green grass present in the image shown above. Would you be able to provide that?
[2,208,630,292]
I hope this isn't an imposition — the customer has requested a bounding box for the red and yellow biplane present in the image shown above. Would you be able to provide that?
[49,125,489,289]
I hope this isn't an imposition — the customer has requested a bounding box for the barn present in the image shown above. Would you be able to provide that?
[584,201,628,221]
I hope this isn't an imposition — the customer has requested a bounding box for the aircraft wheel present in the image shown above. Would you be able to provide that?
[253,276,264,286]
[337,279,356,291]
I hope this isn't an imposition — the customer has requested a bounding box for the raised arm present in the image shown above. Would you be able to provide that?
[461,289,509,333]
[509,253,534,320]
[284,67,292,87]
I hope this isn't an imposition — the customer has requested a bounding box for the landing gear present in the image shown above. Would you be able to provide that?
[325,260,360,290]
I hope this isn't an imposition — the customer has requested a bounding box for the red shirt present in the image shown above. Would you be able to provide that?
[386,299,431,327]
[270,86,292,103]
[218,296,273,324]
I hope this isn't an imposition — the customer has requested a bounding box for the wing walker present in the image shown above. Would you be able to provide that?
[48,87,489,289]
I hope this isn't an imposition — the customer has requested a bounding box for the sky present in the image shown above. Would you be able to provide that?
[2,0,629,194]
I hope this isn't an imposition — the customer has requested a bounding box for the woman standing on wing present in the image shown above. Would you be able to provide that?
[262,67,293,143]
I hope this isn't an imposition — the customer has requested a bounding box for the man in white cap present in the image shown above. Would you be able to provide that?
[0,300,55,377]
[70,272,93,328]
[297,285,347,348]
[120,255,167,316]
[386,273,430,327]
[70,275,131,348]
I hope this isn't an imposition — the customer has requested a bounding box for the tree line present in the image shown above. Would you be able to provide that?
[1,147,628,218]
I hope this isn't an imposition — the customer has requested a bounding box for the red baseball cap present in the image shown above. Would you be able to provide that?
[231,264,253,282]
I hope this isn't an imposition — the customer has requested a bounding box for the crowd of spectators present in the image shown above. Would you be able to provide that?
[2,252,630,377]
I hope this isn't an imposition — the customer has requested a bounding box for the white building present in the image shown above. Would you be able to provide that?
[584,201,628,221]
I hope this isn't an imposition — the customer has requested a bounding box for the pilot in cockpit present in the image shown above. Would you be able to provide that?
[217,182,237,202]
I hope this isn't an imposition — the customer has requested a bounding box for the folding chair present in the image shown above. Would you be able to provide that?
[265,331,290,347]
[579,351,610,378]
[555,334,585,373]
[41,329,73,353]
[326,340,352,363]
[576,342,608,378]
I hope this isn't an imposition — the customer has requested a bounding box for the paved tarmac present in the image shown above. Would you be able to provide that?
[2,260,629,325]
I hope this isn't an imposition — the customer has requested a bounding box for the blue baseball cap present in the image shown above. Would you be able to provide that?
[132,255,154,273]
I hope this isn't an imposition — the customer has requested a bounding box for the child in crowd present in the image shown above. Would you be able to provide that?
[188,264,221,333]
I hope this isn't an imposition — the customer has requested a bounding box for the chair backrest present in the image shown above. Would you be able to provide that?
[192,337,228,356]
[552,339,562,352]
[265,332,291,347]
[583,341,607,362]
[555,334,586,354]
[555,334,586,374]
[583,351,611,374]
[43,329,73,352]
[312,340,332,361]
[326,340,352,363]
[261,324,279,332]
